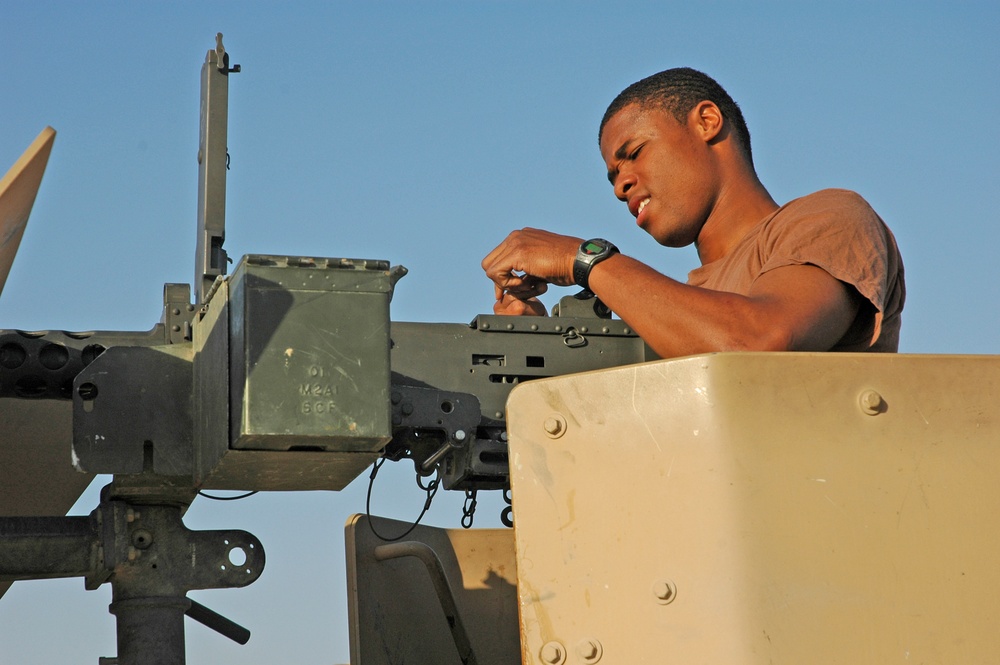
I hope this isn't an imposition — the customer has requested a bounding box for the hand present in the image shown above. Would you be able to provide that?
[481,228,581,299]
[493,291,549,316]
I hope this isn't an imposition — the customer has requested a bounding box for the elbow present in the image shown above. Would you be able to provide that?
[718,323,796,353]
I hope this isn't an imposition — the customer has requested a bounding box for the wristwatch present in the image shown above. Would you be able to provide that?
[573,238,619,291]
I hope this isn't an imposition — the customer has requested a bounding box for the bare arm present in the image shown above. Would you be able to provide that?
[482,228,860,358]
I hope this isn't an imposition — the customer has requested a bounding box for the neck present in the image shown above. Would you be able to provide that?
[695,166,778,265]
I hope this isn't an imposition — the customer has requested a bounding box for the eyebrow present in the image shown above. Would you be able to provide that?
[606,140,633,184]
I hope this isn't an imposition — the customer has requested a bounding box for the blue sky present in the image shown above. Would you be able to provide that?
[1,2,997,663]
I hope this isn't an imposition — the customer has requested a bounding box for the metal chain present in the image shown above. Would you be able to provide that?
[500,488,513,528]
[461,489,478,529]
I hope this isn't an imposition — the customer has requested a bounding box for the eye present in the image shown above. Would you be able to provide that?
[628,145,644,160]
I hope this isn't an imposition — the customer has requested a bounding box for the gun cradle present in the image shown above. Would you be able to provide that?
[1,254,650,494]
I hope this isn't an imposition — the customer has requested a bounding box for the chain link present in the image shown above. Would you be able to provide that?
[461,489,478,528]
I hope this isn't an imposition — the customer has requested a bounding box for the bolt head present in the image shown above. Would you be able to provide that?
[653,579,677,604]
[859,389,884,415]
[543,415,567,438]
[539,641,566,664]
[577,639,603,662]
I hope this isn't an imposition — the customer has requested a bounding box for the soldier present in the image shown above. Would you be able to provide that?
[482,68,904,358]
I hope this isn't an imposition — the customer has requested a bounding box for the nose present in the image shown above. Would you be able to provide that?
[614,171,637,202]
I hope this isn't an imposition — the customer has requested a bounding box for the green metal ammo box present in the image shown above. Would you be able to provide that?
[227,255,393,453]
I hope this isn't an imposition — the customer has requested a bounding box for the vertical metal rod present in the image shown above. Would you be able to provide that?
[110,596,191,665]
[195,33,237,304]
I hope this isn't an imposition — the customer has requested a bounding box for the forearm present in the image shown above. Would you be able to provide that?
[586,254,846,358]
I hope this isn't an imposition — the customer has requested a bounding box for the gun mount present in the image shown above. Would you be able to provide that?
[0,34,650,664]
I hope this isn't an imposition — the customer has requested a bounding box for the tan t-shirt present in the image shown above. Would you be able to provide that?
[687,189,905,352]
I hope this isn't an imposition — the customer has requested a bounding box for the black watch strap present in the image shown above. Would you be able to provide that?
[573,238,619,291]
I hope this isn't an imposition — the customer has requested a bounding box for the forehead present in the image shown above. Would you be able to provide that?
[599,103,675,158]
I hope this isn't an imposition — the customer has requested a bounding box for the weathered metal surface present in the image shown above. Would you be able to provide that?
[227,255,393,453]
[507,353,1000,663]
[195,33,238,304]
[73,344,195,476]
[345,514,519,665]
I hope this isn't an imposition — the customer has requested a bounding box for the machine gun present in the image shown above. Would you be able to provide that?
[0,35,651,664]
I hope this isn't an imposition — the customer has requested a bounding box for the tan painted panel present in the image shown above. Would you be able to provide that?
[0,127,56,297]
[507,353,1000,664]
[0,398,95,599]
[345,514,519,665]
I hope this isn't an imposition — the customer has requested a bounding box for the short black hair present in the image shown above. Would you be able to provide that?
[599,67,753,165]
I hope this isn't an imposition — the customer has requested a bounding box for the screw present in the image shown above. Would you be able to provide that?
[543,415,566,438]
[577,639,603,663]
[540,641,566,664]
[653,579,677,604]
[859,389,883,415]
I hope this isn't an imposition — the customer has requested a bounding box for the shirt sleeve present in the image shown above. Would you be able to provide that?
[753,189,902,347]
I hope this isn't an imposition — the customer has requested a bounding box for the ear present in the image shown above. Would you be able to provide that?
[690,101,724,143]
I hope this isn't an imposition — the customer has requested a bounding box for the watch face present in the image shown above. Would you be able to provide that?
[582,240,605,255]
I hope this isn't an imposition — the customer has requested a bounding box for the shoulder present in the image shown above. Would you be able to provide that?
[771,189,883,231]
[757,188,894,259]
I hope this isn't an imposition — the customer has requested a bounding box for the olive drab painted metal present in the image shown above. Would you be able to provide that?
[505,353,1000,664]
[4,33,1000,665]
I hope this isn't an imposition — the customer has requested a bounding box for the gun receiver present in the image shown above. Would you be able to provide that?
[0,254,649,494]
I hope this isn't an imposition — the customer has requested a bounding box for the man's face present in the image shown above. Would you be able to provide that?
[599,103,719,248]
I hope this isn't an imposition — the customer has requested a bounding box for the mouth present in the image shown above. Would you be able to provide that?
[629,196,650,217]
[630,196,650,225]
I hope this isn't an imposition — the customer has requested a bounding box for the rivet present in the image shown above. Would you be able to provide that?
[554,325,563,332]
[540,641,566,665]
[481,323,490,330]
[530,324,539,331]
[506,323,515,330]
[577,639,603,663]
[653,579,677,604]
[859,389,883,415]
[495,412,503,419]
[543,415,566,438]
[580,326,589,333]
[623,327,631,335]
[602,326,610,334]
[131,529,153,550]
